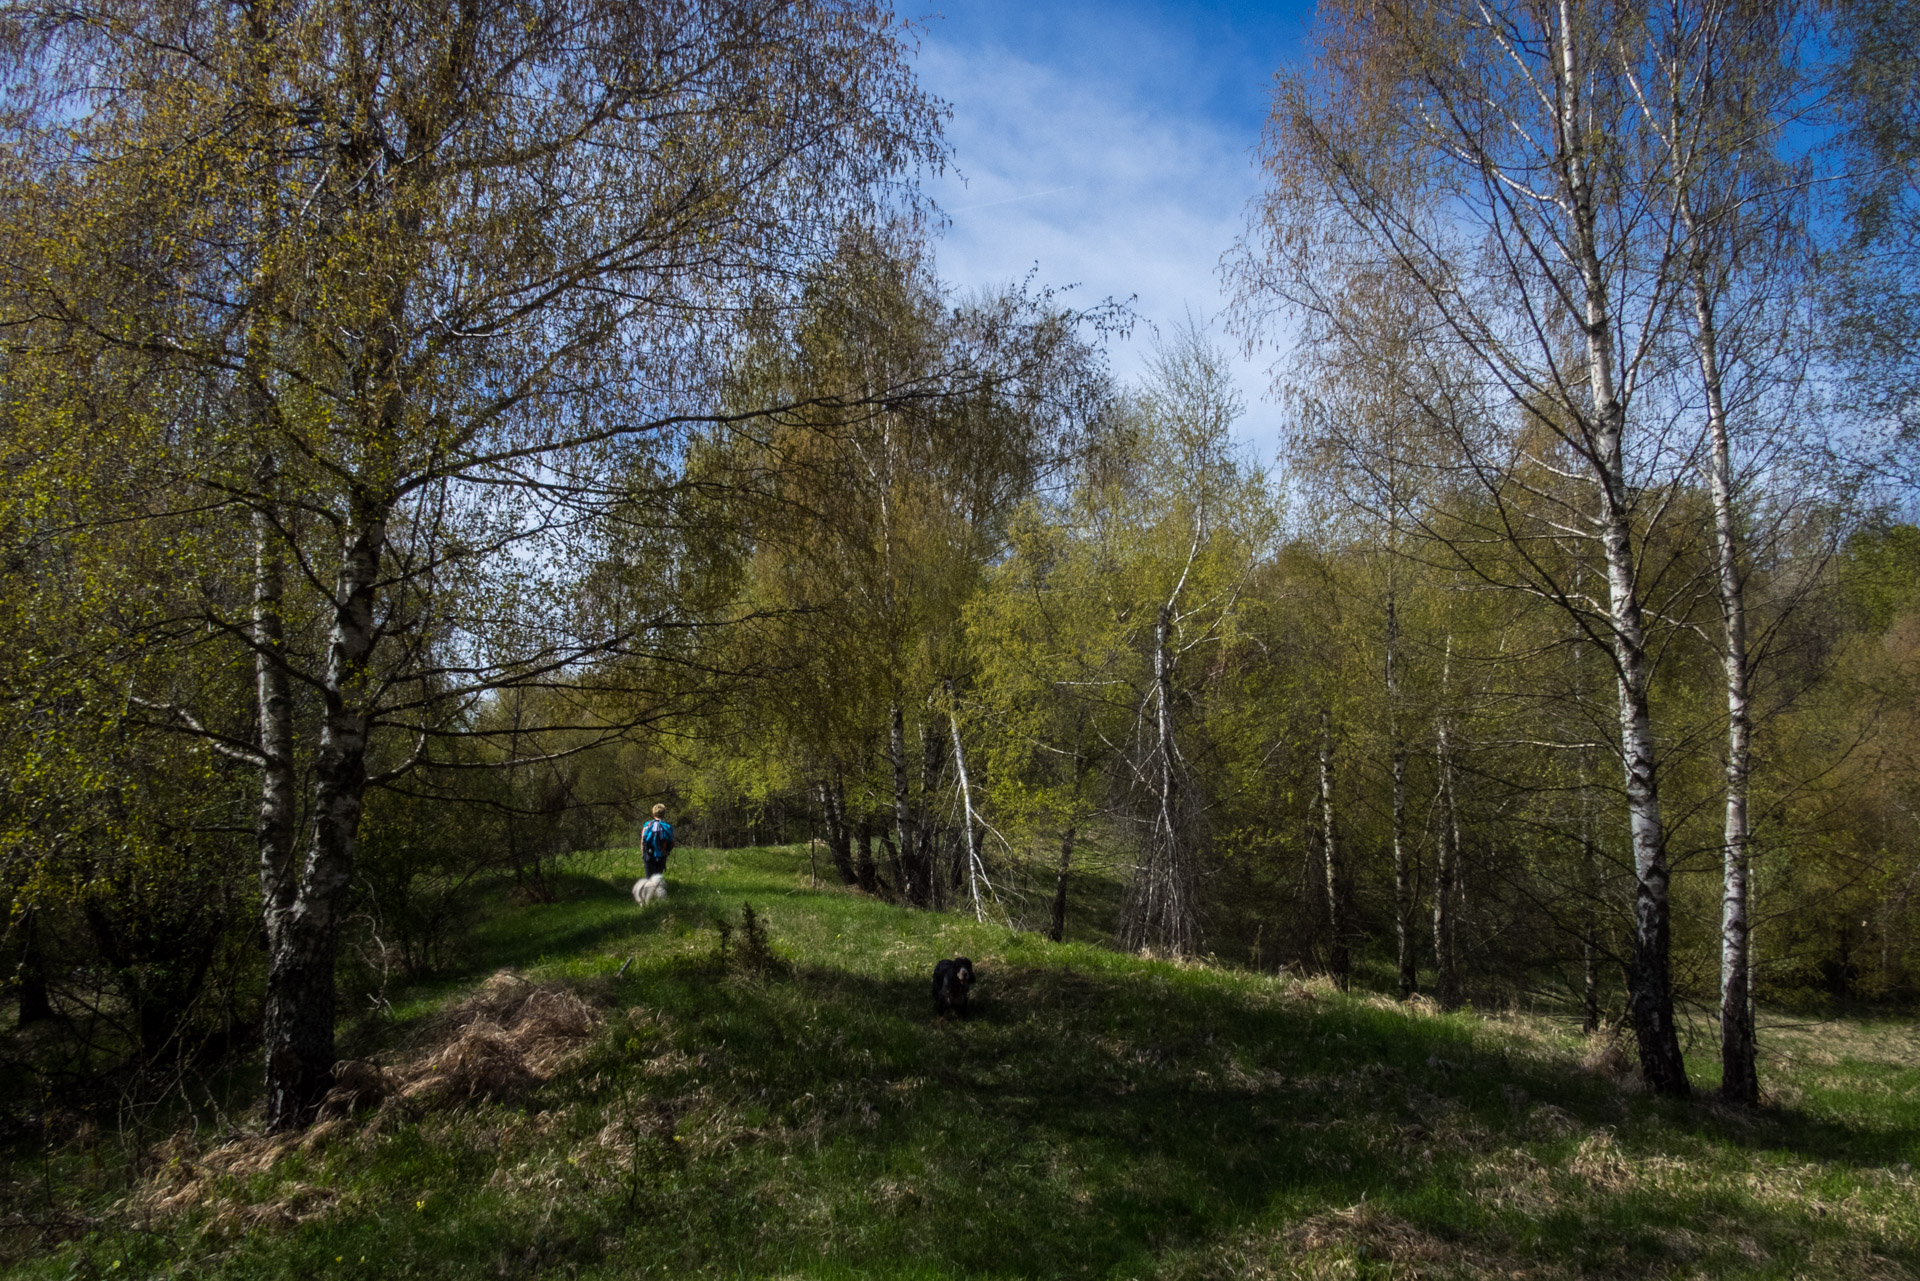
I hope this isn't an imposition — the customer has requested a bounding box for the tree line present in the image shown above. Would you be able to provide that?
[0,0,1916,1134]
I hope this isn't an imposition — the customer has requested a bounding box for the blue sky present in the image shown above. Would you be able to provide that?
[912,1,1319,458]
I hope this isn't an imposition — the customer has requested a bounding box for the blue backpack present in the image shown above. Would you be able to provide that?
[642,819,675,860]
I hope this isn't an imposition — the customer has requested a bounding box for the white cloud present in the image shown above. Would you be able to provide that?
[915,31,1289,462]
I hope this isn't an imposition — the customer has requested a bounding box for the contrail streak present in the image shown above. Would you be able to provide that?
[945,185,1075,214]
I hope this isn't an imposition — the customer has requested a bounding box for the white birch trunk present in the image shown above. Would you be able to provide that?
[253,455,298,949]
[1553,1,1688,1095]
[1387,584,1414,998]
[1319,708,1348,986]
[888,702,917,904]
[1434,722,1462,1010]
[1688,250,1758,1103]
[1121,604,1195,954]
[945,681,988,922]
[264,501,387,1130]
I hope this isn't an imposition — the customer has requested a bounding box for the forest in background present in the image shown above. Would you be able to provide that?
[1,0,1919,1144]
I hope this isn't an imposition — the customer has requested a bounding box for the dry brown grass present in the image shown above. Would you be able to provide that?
[321,969,603,1115]
[134,970,603,1232]
[1577,1026,1639,1088]
[135,1131,336,1236]
[1291,1202,1459,1266]
[1760,1014,1920,1072]
[1193,1200,1537,1280]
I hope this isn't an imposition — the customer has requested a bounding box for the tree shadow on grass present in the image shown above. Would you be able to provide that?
[342,871,722,1052]
[458,870,735,977]
[198,938,1920,1281]
[576,956,1920,1279]
[266,853,1920,1280]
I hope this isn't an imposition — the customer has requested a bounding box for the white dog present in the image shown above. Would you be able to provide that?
[631,873,667,906]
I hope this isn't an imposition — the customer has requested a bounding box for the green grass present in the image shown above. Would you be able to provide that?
[14,845,1920,1279]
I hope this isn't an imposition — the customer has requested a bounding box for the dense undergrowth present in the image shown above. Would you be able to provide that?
[6,845,1918,1279]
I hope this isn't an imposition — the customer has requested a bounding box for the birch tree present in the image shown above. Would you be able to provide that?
[0,0,944,1129]
[1235,0,1697,1091]
[697,236,1108,911]
[1627,0,1826,1103]
[1831,0,1920,450]
[967,500,1124,941]
[971,331,1269,955]
[1278,268,1461,997]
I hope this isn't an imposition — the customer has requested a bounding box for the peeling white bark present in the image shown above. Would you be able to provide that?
[1553,3,1687,1096]
[1687,246,1758,1103]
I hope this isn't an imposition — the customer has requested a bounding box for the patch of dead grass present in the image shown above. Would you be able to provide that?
[134,969,603,1232]
[1578,1027,1640,1089]
[320,969,603,1116]
[1196,1200,1550,1280]
[135,1132,336,1236]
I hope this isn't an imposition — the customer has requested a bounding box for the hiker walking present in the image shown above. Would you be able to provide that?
[633,803,676,905]
[641,804,675,877]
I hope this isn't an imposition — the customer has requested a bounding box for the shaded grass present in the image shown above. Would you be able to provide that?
[13,845,1920,1279]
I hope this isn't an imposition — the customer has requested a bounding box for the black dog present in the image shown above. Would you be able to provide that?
[931,957,975,1020]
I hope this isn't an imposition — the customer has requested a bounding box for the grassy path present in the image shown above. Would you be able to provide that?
[28,846,1920,1279]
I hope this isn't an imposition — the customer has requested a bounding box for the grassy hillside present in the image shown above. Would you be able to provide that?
[14,845,1920,1280]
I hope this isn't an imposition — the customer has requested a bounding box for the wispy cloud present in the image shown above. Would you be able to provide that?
[914,4,1314,461]
[943,185,1076,215]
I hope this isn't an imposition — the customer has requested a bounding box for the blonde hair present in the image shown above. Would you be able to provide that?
[651,803,666,818]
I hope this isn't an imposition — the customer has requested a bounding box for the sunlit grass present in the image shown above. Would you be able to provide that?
[14,844,1919,1279]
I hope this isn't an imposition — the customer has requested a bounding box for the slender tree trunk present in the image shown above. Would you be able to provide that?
[1603,456,1687,1095]
[1572,566,1603,1036]
[854,815,878,894]
[945,681,986,922]
[1582,949,1601,1034]
[252,480,299,868]
[1598,444,1688,1090]
[264,502,385,1132]
[887,704,922,905]
[243,0,298,961]
[1155,604,1192,955]
[1434,723,1461,1009]
[1049,825,1076,943]
[917,721,944,904]
[253,456,306,1125]
[1393,750,1412,996]
[244,17,332,1129]
[1583,860,1603,1034]
[1688,253,1759,1104]
[879,831,907,898]
[1553,7,1687,1096]
[15,909,52,1025]
[1320,709,1348,987]
[816,778,857,885]
[830,779,857,886]
[1387,587,1414,998]
[1123,604,1195,955]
